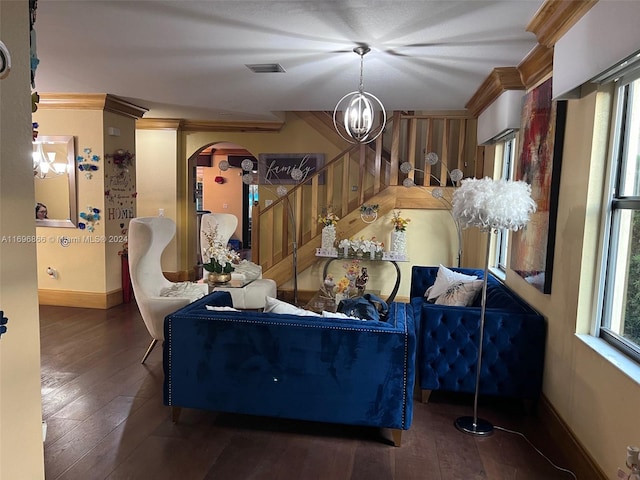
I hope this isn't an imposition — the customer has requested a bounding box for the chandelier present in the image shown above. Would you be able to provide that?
[333,46,386,144]
[33,141,67,179]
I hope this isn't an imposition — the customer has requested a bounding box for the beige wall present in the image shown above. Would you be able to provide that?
[31,108,136,306]
[135,129,180,272]
[0,1,46,478]
[474,86,639,478]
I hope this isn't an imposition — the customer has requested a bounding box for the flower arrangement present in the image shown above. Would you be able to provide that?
[78,206,100,232]
[202,225,240,274]
[360,203,379,215]
[338,238,351,250]
[77,147,100,179]
[334,276,351,294]
[391,210,410,232]
[318,208,339,227]
[343,259,361,279]
[106,149,135,169]
[337,237,384,257]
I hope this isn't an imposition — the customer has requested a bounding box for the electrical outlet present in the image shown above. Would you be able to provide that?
[223,203,228,209]
[351,185,358,191]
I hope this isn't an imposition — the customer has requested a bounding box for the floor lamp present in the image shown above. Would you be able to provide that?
[400,155,464,267]
[241,161,301,304]
[451,177,536,436]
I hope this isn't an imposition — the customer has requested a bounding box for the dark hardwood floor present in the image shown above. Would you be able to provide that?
[40,302,579,480]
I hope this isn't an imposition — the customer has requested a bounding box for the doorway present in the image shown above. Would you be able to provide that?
[193,143,256,250]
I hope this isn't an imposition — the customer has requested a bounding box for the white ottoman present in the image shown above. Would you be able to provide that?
[212,278,277,309]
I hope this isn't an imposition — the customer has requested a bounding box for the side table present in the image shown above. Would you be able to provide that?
[317,254,405,303]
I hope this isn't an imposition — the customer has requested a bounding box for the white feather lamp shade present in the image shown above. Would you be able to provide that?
[452,178,536,232]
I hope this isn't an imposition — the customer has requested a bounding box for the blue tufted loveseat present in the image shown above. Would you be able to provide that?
[410,266,546,404]
[163,291,416,446]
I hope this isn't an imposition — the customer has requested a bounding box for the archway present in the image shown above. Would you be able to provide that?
[187,141,257,277]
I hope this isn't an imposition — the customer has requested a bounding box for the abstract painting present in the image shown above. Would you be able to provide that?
[510,77,566,294]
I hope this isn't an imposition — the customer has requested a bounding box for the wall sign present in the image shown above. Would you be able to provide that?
[258,153,324,185]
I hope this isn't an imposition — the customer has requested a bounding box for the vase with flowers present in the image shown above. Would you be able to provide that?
[390,210,410,256]
[318,209,339,251]
[202,225,240,284]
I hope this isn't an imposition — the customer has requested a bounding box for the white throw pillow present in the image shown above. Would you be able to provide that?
[205,305,240,312]
[264,296,321,317]
[160,282,206,302]
[434,279,484,307]
[321,310,364,321]
[426,265,478,301]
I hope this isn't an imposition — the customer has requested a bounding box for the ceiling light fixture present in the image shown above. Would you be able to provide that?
[333,46,386,144]
[33,141,67,179]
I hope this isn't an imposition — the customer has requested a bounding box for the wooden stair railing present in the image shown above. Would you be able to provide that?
[253,110,482,289]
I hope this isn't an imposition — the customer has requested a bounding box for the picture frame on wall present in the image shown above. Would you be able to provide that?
[510,77,567,294]
[258,153,325,185]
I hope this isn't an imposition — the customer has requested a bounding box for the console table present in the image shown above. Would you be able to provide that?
[316,250,407,303]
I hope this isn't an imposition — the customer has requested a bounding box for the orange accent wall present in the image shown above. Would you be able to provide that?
[202,154,244,244]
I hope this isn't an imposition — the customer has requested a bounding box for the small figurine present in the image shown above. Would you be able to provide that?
[322,274,336,297]
[355,267,369,294]
[324,273,335,290]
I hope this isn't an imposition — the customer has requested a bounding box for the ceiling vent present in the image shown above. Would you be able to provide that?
[246,63,286,73]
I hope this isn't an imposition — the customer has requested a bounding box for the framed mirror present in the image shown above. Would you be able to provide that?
[33,135,77,228]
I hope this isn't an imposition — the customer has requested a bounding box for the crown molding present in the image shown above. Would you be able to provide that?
[518,43,554,89]
[37,93,147,119]
[527,0,598,48]
[466,0,597,117]
[180,120,284,133]
[465,67,525,117]
[136,118,184,130]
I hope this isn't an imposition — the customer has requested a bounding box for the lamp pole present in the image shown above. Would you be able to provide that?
[454,229,494,436]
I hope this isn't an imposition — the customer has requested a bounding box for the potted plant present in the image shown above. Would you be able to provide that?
[202,226,240,284]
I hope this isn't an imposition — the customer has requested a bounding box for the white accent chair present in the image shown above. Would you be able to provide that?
[129,216,208,363]
[200,212,276,309]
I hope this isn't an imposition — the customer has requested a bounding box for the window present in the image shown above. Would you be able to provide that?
[495,135,516,272]
[601,71,640,362]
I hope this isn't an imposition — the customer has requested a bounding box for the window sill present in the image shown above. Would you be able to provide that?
[489,267,506,282]
[575,334,640,386]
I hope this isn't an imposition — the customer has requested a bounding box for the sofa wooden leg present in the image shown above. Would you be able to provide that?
[172,407,182,424]
[390,429,402,447]
[421,389,432,403]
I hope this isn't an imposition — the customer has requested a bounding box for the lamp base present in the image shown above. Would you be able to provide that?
[454,416,494,436]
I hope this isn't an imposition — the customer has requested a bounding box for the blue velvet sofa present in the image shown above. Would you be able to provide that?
[163,291,416,446]
[410,266,546,404]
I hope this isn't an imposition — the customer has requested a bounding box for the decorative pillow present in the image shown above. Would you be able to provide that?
[205,305,240,312]
[321,310,364,321]
[160,282,206,302]
[426,264,478,301]
[264,296,321,317]
[434,279,484,306]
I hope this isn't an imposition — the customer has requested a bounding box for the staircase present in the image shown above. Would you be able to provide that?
[251,111,483,289]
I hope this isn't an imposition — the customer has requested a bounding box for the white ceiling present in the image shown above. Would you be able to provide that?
[34,0,544,122]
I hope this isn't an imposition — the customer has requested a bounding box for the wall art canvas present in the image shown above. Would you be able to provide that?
[510,77,566,294]
[258,153,324,185]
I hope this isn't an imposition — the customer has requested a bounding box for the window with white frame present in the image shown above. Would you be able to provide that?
[495,135,517,272]
[601,70,640,362]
